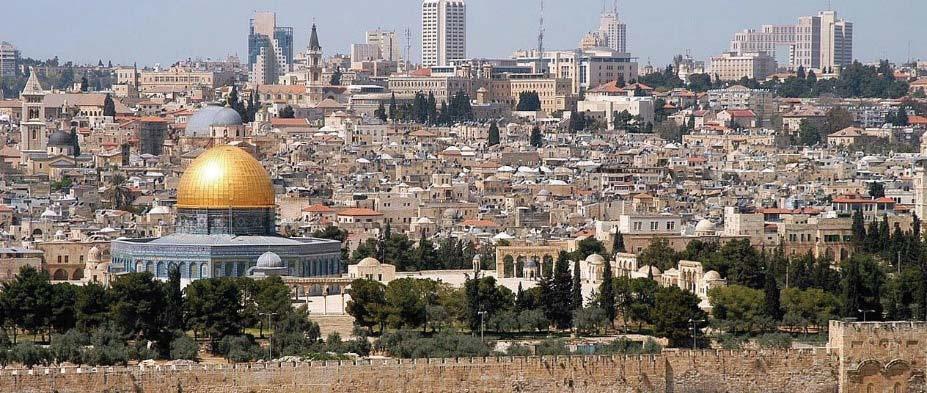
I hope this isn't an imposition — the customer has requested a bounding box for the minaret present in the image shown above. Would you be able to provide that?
[20,67,48,154]
[307,24,324,102]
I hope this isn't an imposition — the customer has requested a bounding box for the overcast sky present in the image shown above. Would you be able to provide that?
[0,0,922,67]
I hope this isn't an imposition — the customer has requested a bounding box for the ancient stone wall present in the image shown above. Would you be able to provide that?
[0,350,839,393]
[829,321,927,393]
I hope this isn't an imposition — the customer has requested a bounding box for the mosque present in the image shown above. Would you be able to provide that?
[109,143,342,285]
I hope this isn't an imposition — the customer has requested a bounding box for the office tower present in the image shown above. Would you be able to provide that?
[421,0,466,67]
[729,10,852,71]
[597,1,627,53]
[248,11,294,85]
[367,30,402,62]
[0,41,19,78]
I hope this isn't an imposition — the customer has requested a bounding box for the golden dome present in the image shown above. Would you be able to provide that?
[176,145,275,209]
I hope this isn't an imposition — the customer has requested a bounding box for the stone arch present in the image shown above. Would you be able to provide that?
[135,261,144,273]
[542,255,554,277]
[71,269,83,280]
[238,261,247,277]
[156,261,166,277]
[825,247,835,260]
[200,263,209,278]
[515,256,525,278]
[503,255,514,278]
[52,269,68,281]
[188,263,196,279]
[32,228,43,237]
[840,248,849,262]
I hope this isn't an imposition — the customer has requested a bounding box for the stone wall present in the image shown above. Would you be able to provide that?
[829,321,927,393]
[0,350,839,393]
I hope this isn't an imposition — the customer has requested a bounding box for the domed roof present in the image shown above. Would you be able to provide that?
[48,130,72,146]
[256,252,283,268]
[638,265,661,275]
[695,219,715,233]
[585,254,605,264]
[185,105,242,137]
[358,257,380,267]
[176,145,275,209]
[704,270,722,280]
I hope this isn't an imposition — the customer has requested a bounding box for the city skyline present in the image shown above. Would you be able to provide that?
[0,0,922,67]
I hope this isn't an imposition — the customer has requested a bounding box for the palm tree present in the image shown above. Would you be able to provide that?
[106,173,133,211]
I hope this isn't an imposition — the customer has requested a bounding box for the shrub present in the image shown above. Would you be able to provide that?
[506,344,532,356]
[535,338,569,356]
[51,330,89,364]
[220,335,261,362]
[517,310,549,333]
[11,342,49,368]
[375,330,491,358]
[718,334,747,350]
[755,333,793,349]
[573,307,608,335]
[170,335,198,360]
[86,322,129,366]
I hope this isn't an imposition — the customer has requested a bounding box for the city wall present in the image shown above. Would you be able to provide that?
[0,350,839,393]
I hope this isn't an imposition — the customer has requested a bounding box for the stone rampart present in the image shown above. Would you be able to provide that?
[0,350,840,393]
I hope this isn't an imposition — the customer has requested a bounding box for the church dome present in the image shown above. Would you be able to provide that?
[176,145,275,209]
[256,252,283,268]
[48,130,72,146]
[585,254,605,264]
[358,257,380,267]
[185,105,242,137]
[694,219,715,234]
[704,270,722,281]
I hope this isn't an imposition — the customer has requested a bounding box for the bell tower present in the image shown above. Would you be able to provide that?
[307,23,324,102]
[20,67,48,154]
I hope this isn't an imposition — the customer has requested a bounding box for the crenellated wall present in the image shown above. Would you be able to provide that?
[0,351,839,393]
[6,321,927,393]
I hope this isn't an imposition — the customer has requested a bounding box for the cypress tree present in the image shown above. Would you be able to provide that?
[487,121,500,146]
[612,231,625,253]
[571,260,582,311]
[599,259,615,325]
[763,269,782,321]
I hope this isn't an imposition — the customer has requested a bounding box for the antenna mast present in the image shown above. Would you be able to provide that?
[537,0,545,75]
[404,28,412,72]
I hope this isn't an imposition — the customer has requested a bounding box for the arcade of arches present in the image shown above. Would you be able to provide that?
[495,246,564,279]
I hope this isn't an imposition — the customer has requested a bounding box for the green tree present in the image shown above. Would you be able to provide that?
[1,266,54,341]
[278,105,295,118]
[384,278,434,329]
[50,329,88,365]
[638,238,677,271]
[183,278,242,349]
[273,306,321,356]
[109,272,165,340]
[571,260,583,311]
[542,252,574,329]
[516,91,541,111]
[764,270,782,321]
[797,119,822,146]
[103,93,116,117]
[346,279,388,333]
[529,126,543,148]
[781,287,839,334]
[823,107,854,134]
[652,286,706,347]
[464,275,514,332]
[69,127,81,157]
[598,259,616,325]
[487,121,500,146]
[612,231,625,253]
[573,237,606,261]
[329,67,342,86]
[840,254,885,321]
[868,182,885,198]
[374,102,388,122]
[75,283,110,333]
[709,285,773,334]
[162,267,184,333]
[169,334,198,360]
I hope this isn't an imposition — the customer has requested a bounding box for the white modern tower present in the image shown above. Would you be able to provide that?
[421,0,466,67]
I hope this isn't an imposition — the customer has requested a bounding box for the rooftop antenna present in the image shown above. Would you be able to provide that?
[404,27,412,71]
[537,0,545,64]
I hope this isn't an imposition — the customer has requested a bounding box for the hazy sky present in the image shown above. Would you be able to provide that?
[1,0,923,67]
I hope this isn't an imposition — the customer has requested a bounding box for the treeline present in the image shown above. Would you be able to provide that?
[348,224,488,271]
[374,91,473,125]
[0,267,366,367]
[623,213,927,345]
[637,60,910,99]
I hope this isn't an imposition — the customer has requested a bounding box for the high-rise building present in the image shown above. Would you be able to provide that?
[709,52,777,81]
[729,10,852,71]
[579,1,627,53]
[421,0,466,67]
[248,12,294,85]
[367,30,402,62]
[0,41,19,78]
[597,1,627,53]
